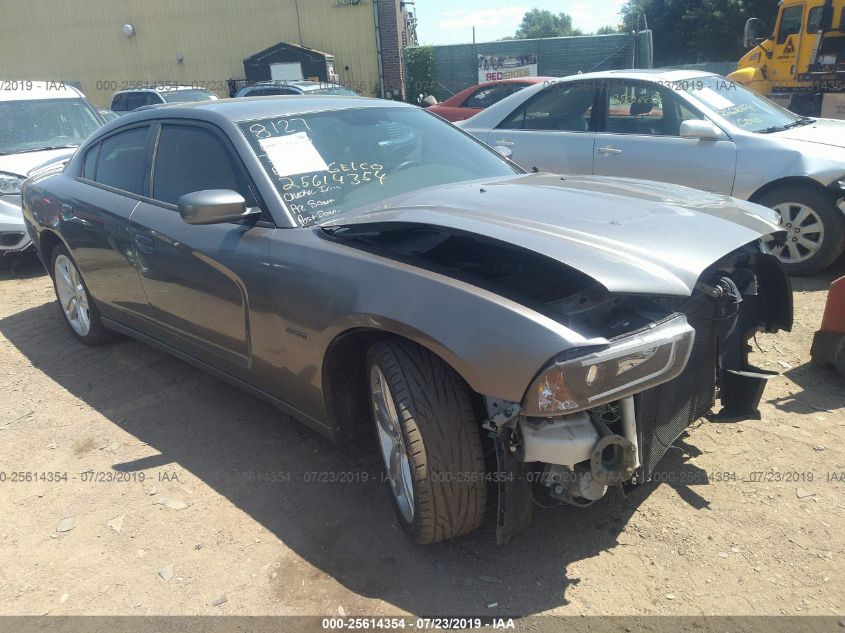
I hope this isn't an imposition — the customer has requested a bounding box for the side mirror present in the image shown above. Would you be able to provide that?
[178,190,261,225]
[680,119,727,141]
[493,145,513,159]
[743,17,759,49]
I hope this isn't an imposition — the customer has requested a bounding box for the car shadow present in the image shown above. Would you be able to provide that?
[0,250,46,280]
[1,301,718,616]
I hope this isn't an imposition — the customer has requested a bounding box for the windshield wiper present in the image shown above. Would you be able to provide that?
[761,118,815,134]
[15,145,78,154]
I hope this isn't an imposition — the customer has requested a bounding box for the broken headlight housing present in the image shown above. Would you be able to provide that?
[523,314,696,417]
[0,172,25,196]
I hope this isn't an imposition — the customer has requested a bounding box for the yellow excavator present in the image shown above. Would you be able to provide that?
[729,0,845,118]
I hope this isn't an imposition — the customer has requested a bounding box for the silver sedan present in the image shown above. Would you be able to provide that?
[461,69,845,275]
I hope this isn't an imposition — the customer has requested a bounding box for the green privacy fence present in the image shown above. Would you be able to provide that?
[408,31,653,101]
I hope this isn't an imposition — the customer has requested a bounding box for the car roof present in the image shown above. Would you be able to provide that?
[0,81,85,101]
[111,95,405,123]
[554,69,718,82]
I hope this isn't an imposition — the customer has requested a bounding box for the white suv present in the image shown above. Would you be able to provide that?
[110,86,219,114]
[1,81,102,256]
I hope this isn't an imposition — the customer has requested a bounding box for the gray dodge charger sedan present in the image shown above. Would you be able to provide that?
[22,97,793,544]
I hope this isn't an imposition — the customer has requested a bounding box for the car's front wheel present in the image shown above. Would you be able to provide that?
[367,339,487,544]
[759,185,845,275]
[51,245,111,345]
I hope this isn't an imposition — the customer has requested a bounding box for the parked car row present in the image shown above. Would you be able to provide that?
[21,92,793,544]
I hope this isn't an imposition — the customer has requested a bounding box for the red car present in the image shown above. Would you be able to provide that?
[427,77,553,122]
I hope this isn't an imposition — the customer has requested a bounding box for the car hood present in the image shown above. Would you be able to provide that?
[0,148,76,178]
[326,174,782,296]
[770,118,845,148]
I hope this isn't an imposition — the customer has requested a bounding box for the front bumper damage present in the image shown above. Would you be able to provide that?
[487,251,793,544]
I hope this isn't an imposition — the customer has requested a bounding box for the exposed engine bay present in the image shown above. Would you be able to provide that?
[328,224,793,543]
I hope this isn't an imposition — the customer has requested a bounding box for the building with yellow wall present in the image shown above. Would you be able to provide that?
[0,0,418,107]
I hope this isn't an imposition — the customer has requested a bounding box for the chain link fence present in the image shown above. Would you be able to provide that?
[408,31,653,101]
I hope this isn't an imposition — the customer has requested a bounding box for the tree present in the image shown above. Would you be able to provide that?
[596,25,619,35]
[621,0,776,66]
[514,9,581,39]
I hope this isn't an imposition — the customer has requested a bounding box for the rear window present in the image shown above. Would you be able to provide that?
[160,89,218,103]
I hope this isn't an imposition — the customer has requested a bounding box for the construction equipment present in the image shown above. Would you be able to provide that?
[730,0,845,118]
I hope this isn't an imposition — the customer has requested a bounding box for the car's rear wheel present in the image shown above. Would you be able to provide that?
[367,339,486,544]
[758,185,845,275]
[51,245,111,345]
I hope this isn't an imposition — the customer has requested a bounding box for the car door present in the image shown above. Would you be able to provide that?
[65,124,155,326]
[593,79,737,194]
[129,121,272,376]
[485,79,600,175]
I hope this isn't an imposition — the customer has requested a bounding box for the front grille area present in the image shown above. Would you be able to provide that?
[635,306,718,478]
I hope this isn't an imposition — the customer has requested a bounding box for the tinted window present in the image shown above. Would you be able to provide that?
[82,144,98,179]
[95,127,149,194]
[117,92,158,112]
[499,82,595,131]
[777,5,803,44]
[111,94,127,111]
[153,125,254,206]
[465,84,513,109]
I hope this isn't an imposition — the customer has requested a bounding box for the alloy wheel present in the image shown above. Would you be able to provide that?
[54,254,91,337]
[762,202,825,265]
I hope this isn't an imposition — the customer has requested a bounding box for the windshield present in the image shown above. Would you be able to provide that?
[161,89,218,103]
[240,107,519,226]
[682,76,802,133]
[0,98,101,155]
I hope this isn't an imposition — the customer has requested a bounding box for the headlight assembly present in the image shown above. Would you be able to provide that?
[0,172,25,196]
[523,314,696,417]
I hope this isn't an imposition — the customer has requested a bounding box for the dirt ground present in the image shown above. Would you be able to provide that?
[0,252,843,618]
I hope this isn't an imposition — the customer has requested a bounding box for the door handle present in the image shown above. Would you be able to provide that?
[494,140,515,147]
[597,146,623,155]
[135,235,154,254]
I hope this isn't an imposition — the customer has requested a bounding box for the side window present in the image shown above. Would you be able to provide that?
[152,125,255,207]
[777,5,803,44]
[498,82,595,132]
[807,6,823,32]
[111,94,126,112]
[94,127,149,194]
[465,84,511,109]
[604,81,692,137]
[82,144,99,180]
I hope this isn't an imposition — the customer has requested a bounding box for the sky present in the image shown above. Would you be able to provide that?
[413,0,627,45]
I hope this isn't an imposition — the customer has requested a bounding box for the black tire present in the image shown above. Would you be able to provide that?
[50,244,112,345]
[757,185,845,276]
[367,339,487,544]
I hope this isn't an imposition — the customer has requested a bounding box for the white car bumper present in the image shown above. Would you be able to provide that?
[0,194,32,254]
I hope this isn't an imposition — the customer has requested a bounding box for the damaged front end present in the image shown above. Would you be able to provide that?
[488,248,792,544]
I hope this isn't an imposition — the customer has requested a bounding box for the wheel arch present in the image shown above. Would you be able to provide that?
[321,327,488,443]
[748,176,838,205]
[37,229,67,275]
